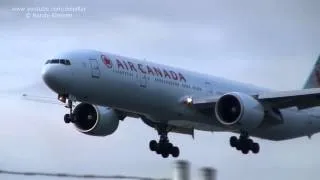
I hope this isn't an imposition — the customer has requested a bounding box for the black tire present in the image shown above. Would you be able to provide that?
[241,147,249,154]
[156,149,161,154]
[161,152,169,158]
[149,140,158,151]
[157,142,165,154]
[230,136,238,147]
[240,140,250,154]
[171,146,180,158]
[236,139,244,150]
[251,143,260,154]
[64,114,71,123]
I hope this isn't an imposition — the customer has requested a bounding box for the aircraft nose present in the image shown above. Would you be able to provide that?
[42,66,59,89]
[41,65,69,93]
[42,66,55,85]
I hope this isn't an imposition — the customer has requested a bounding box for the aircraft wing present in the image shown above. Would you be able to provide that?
[256,88,320,109]
[191,88,320,110]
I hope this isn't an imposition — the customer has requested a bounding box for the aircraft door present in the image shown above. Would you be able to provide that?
[137,72,147,88]
[307,113,320,130]
[89,59,100,79]
[204,81,214,95]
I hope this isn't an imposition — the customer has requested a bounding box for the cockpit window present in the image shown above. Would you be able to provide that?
[51,59,59,64]
[65,60,71,65]
[45,59,71,65]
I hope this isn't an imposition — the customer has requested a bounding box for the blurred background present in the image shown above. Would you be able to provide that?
[1,0,320,179]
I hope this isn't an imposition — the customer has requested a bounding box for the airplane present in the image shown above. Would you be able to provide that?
[41,49,320,158]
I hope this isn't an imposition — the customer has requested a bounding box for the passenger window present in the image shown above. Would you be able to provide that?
[45,60,51,64]
[60,59,66,64]
[65,60,71,65]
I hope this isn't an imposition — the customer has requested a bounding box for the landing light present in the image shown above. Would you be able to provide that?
[185,97,193,105]
[58,95,66,103]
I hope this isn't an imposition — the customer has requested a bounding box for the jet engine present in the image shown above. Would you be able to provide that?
[214,92,265,130]
[72,103,120,136]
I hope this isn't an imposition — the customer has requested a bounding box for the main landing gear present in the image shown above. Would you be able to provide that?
[229,131,260,154]
[149,125,180,158]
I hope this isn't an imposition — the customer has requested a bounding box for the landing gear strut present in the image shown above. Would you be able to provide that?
[63,98,74,124]
[229,131,260,154]
[149,125,180,158]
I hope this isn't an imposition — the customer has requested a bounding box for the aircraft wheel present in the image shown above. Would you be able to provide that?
[229,136,238,147]
[241,145,249,154]
[161,152,169,158]
[157,142,165,152]
[236,144,242,150]
[149,140,158,151]
[64,114,71,124]
[171,146,180,158]
[251,143,260,154]
[167,143,173,149]
[156,149,161,154]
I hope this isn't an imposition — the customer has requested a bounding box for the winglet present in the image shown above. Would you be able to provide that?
[303,55,320,89]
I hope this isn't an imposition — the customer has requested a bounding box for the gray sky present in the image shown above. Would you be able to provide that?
[1,0,320,180]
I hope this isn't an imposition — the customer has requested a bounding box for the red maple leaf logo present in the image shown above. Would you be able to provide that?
[101,55,112,68]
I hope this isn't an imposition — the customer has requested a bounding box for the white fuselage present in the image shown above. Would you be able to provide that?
[42,50,320,141]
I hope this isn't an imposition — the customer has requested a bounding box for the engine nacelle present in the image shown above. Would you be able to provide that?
[214,92,265,130]
[72,103,119,136]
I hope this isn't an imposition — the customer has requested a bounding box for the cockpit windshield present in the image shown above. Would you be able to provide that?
[45,59,71,65]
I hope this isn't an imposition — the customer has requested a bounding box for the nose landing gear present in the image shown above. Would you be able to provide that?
[59,94,75,124]
[64,114,72,124]
[63,99,73,123]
